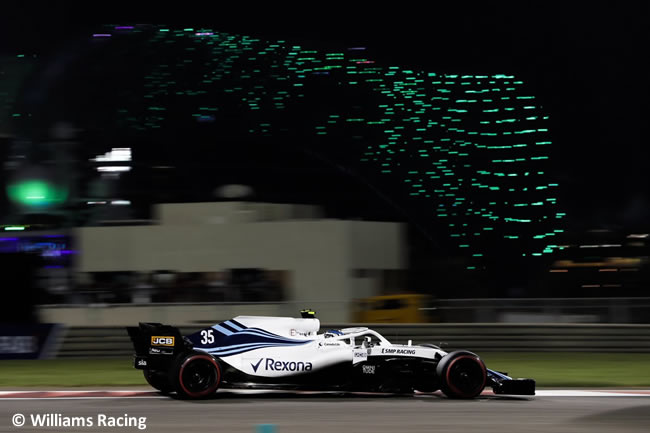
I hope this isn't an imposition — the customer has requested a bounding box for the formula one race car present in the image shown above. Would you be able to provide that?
[126,311,535,399]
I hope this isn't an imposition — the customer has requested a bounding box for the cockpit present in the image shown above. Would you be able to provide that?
[321,327,390,348]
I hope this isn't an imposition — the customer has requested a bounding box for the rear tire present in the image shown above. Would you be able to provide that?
[171,352,221,399]
[436,351,486,399]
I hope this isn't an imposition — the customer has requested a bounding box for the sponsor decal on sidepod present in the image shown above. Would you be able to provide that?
[251,358,313,372]
[380,348,415,355]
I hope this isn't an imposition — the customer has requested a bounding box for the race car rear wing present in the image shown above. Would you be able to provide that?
[126,323,189,370]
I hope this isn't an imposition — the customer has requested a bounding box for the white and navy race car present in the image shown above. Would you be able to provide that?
[127,310,534,399]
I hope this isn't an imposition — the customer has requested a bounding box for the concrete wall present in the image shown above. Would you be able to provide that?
[156,202,323,225]
[348,221,406,270]
[76,220,352,304]
[346,221,406,299]
[74,204,407,321]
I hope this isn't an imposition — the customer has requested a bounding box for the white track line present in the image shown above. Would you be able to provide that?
[1,389,649,399]
[535,390,650,397]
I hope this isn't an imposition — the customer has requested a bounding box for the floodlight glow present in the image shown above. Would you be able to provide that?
[92,148,132,162]
[7,180,68,207]
[96,166,132,172]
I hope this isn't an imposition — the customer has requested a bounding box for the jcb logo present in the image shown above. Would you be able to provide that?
[151,336,175,346]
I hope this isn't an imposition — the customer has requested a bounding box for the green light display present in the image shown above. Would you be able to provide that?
[88,25,565,266]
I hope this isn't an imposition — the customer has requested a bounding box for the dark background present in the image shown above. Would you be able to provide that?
[3,2,648,232]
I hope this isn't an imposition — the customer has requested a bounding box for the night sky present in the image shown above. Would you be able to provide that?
[2,3,649,231]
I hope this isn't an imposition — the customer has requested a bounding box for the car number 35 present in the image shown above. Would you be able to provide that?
[200,329,215,345]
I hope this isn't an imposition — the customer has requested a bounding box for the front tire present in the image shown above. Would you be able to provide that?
[436,351,486,399]
[171,352,221,399]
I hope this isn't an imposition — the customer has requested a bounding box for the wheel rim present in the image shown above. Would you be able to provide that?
[179,356,219,396]
[445,355,486,398]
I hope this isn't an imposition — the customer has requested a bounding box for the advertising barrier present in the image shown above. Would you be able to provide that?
[0,324,63,359]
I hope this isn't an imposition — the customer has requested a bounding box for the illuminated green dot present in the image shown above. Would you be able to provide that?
[7,180,68,207]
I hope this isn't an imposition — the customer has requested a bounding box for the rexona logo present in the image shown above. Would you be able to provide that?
[251,358,313,372]
[151,336,175,346]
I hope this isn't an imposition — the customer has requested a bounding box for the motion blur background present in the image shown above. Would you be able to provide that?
[1,3,649,362]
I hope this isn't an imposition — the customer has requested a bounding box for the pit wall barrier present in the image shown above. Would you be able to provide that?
[54,323,650,357]
[38,297,650,327]
[39,302,347,327]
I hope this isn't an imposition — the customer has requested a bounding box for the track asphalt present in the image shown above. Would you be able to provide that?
[1,389,648,432]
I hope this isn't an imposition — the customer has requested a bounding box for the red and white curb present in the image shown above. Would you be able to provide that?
[0,389,648,399]
[0,390,163,400]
